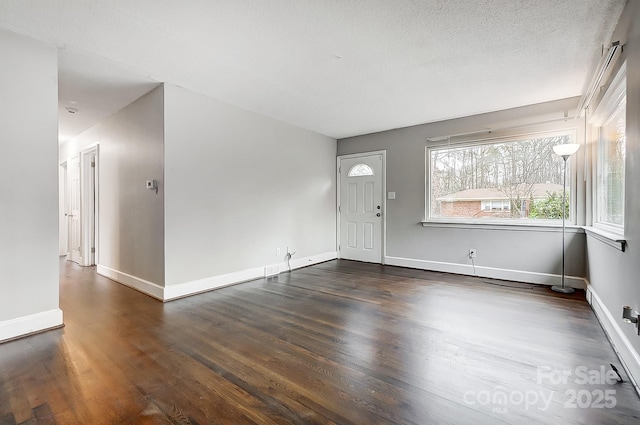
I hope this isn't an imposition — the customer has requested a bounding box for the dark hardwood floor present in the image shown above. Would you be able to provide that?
[0,259,639,424]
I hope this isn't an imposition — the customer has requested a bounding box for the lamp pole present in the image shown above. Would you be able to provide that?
[551,143,579,294]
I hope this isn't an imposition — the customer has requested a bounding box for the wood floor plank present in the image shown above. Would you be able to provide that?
[0,415,16,425]
[7,383,32,424]
[30,403,57,425]
[0,259,639,424]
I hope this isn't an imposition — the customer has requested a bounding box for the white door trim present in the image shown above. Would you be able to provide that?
[80,143,99,266]
[336,150,387,264]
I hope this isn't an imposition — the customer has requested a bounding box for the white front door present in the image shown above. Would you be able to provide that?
[68,156,82,264]
[338,153,384,263]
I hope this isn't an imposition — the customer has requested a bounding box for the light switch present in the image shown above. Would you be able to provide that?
[388,191,396,199]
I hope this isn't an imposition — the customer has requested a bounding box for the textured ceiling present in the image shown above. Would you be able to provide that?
[0,0,626,141]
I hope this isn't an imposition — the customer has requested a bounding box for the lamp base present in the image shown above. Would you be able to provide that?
[551,285,575,294]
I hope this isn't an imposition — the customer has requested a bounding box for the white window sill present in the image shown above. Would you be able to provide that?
[583,226,626,251]
[421,220,584,233]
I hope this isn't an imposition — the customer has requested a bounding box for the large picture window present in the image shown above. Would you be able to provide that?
[427,131,575,222]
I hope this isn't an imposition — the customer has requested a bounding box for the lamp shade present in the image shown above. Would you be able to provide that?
[553,143,580,157]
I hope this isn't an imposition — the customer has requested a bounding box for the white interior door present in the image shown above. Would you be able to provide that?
[81,146,98,266]
[68,156,82,264]
[339,153,383,263]
[58,162,68,256]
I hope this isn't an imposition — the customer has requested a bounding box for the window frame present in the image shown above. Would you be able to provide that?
[425,128,578,226]
[590,62,626,237]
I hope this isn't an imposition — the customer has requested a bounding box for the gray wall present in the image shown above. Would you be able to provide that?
[586,0,640,371]
[163,84,336,286]
[338,97,586,284]
[60,86,165,286]
[0,31,61,331]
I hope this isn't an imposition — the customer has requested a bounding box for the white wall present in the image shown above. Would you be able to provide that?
[60,85,165,289]
[586,0,640,390]
[338,97,587,287]
[163,84,336,294]
[0,30,62,341]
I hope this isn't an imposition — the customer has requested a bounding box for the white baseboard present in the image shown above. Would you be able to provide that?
[97,264,164,300]
[163,265,265,301]
[384,256,586,289]
[288,251,337,271]
[0,309,64,343]
[164,251,338,301]
[586,284,640,395]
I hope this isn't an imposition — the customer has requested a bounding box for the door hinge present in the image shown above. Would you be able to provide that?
[91,247,95,253]
[338,205,340,212]
[91,161,95,167]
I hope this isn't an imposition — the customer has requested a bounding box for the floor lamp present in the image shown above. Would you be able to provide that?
[551,143,580,294]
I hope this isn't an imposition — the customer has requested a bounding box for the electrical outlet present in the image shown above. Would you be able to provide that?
[276,247,281,256]
[469,249,477,259]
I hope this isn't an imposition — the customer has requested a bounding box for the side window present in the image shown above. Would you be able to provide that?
[591,63,626,234]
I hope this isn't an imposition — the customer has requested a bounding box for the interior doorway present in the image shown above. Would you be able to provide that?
[62,144,99,266]
[67,156,82,264]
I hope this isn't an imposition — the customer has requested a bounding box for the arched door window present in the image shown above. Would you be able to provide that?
[348,164,373,177]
